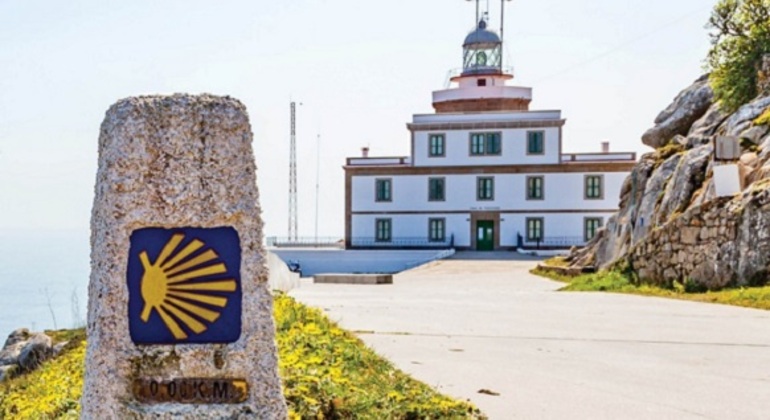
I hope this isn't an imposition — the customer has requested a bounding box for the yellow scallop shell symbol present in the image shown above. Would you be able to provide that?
[138,233,236,340]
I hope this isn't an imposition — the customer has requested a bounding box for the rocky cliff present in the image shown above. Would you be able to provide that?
[568,60,770,290]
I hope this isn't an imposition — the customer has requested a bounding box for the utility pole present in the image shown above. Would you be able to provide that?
[288,102,299,242]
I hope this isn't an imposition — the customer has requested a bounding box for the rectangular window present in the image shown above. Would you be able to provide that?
[375,178,392,202]
[428,218,446,242]
[527,131,545,155]
[470,134,485,155]
[585,175,603,199]
[470,132,502,156]
[526,218,544,242]
[375,218,392,242]
[477,177,494,201]
[486,133,501,154]
[526,176,544,200]
[428,134,445,157]
[585,218,603,242]
[428,177,445,201]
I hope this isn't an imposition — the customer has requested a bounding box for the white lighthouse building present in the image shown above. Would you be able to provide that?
[344,15,635,251]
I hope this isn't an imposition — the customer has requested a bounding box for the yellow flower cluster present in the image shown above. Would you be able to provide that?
[0,295,484,419]
[274,294,484,419]
[0,340,85,419]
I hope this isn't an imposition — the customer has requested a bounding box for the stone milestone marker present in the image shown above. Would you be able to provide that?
[82,94,287,419]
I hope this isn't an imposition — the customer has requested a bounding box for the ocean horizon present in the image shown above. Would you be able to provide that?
[0,229,90,340]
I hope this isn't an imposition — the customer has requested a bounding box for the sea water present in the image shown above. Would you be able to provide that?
[0,230,446,340]
[0,229,90,339]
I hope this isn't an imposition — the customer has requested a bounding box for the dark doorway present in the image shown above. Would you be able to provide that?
[476,221,494,251]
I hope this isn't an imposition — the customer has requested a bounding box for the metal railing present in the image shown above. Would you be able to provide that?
[443,66,516,88]
[266,237,344,248]
[350,235,454,249]
[519,236,585,250]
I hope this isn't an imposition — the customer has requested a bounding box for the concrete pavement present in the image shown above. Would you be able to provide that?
[289,252,770,419]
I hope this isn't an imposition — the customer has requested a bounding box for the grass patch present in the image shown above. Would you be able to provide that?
[561,271,637,292]
[275,294,482,419]
[675,286,770,310]
[530,267,573,283]
[532,269,770,311]
[0,295,483,419]
[541,256,569,267]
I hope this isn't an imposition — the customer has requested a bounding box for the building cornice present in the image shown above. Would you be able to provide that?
[407,119,566,132]
[351,209,619,215]
[343,161,635,176]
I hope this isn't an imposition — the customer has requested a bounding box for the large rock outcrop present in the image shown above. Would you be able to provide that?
[641,75,713,148]
[569,74,770,289]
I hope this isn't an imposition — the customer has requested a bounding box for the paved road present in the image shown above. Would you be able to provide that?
[289,252,770,419]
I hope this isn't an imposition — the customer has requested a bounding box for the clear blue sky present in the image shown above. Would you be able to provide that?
[0,0,713,237]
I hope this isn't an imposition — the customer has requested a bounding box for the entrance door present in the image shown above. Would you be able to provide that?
[476,221,494,251]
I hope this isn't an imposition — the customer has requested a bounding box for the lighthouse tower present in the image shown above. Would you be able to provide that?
[432,19,532,113]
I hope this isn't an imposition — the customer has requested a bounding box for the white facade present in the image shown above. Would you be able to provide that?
[343,18,635,250]
[351,173,626,212]
[412,126,562,167]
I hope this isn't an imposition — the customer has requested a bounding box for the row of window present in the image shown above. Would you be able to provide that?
[526,217,603,242]
[373,217,604,243]
[428,131,544,157]
[375,175,604,202]
[375,218,447,242]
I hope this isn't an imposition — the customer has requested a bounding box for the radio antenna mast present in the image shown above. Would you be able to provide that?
[501,0,513,59]
[288,101,299,242]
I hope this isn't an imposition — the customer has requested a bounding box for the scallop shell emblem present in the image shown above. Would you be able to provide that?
[138,233,237,340]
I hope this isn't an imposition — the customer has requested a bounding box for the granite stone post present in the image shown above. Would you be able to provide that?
[82,94,287,418]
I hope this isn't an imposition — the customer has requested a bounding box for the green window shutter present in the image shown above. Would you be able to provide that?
[528,131,544,154]
[486,133,501,154]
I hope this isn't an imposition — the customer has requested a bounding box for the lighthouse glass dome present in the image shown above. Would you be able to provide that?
[462,20,502,76]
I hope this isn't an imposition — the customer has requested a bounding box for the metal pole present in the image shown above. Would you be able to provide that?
[289,102,299,242]
[500,0,505,49]
[314,134,320,246]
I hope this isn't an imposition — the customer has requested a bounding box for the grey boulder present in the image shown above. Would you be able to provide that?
[642,75,713,149]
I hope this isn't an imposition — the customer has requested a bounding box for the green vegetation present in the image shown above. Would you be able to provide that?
[755,108,770,125]
[0,295,484,419]
[707,0,770,113]
[0,336,85,419]
[740,137,761,152]
[541,256,569,267]
[655,142,685,163]
[531,267,571,283]
[275,294,483,419]
[532,267,770,311]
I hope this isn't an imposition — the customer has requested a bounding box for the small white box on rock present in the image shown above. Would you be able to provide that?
[713,164,741,197]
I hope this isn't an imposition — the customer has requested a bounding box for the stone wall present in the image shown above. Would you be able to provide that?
[624,184,770,290]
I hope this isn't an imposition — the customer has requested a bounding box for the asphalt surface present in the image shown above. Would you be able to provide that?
[289,252,770,419]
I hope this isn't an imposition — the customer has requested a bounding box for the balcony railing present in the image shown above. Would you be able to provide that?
[350,236,454,249]
[266,237,344,248]
[560,152,637,163]
[519,236,585,250]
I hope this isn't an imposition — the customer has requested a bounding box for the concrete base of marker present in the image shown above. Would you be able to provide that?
[314,274,393,285]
